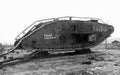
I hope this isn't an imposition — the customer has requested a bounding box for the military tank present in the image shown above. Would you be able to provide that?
[14,16,114,50]
[0,16,114,62]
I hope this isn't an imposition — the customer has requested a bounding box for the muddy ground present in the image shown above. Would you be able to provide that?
[0,49,120,75]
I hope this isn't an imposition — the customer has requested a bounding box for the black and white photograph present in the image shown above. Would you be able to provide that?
[0,0,120,75]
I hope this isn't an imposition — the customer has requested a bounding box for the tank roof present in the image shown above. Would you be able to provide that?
[15,16,105,40]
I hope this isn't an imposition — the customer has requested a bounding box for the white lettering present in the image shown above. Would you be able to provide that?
[44,34,60,39]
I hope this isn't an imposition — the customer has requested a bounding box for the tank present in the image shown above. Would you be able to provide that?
[0,16,114,64]
[14,16,114,51]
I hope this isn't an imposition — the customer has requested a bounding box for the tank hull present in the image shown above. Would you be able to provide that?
[15,20,114,50]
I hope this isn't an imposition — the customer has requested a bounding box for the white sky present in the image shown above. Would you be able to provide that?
[0,0,119,44]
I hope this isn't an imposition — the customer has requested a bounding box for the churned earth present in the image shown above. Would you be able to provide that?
[0,49,120,75]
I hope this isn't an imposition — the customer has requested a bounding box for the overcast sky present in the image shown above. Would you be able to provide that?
[0,0,119,44]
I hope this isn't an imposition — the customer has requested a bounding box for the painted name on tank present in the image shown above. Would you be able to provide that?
[44,34,60,39]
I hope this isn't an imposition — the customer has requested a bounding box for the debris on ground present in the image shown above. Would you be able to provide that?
[0,49,120,75]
